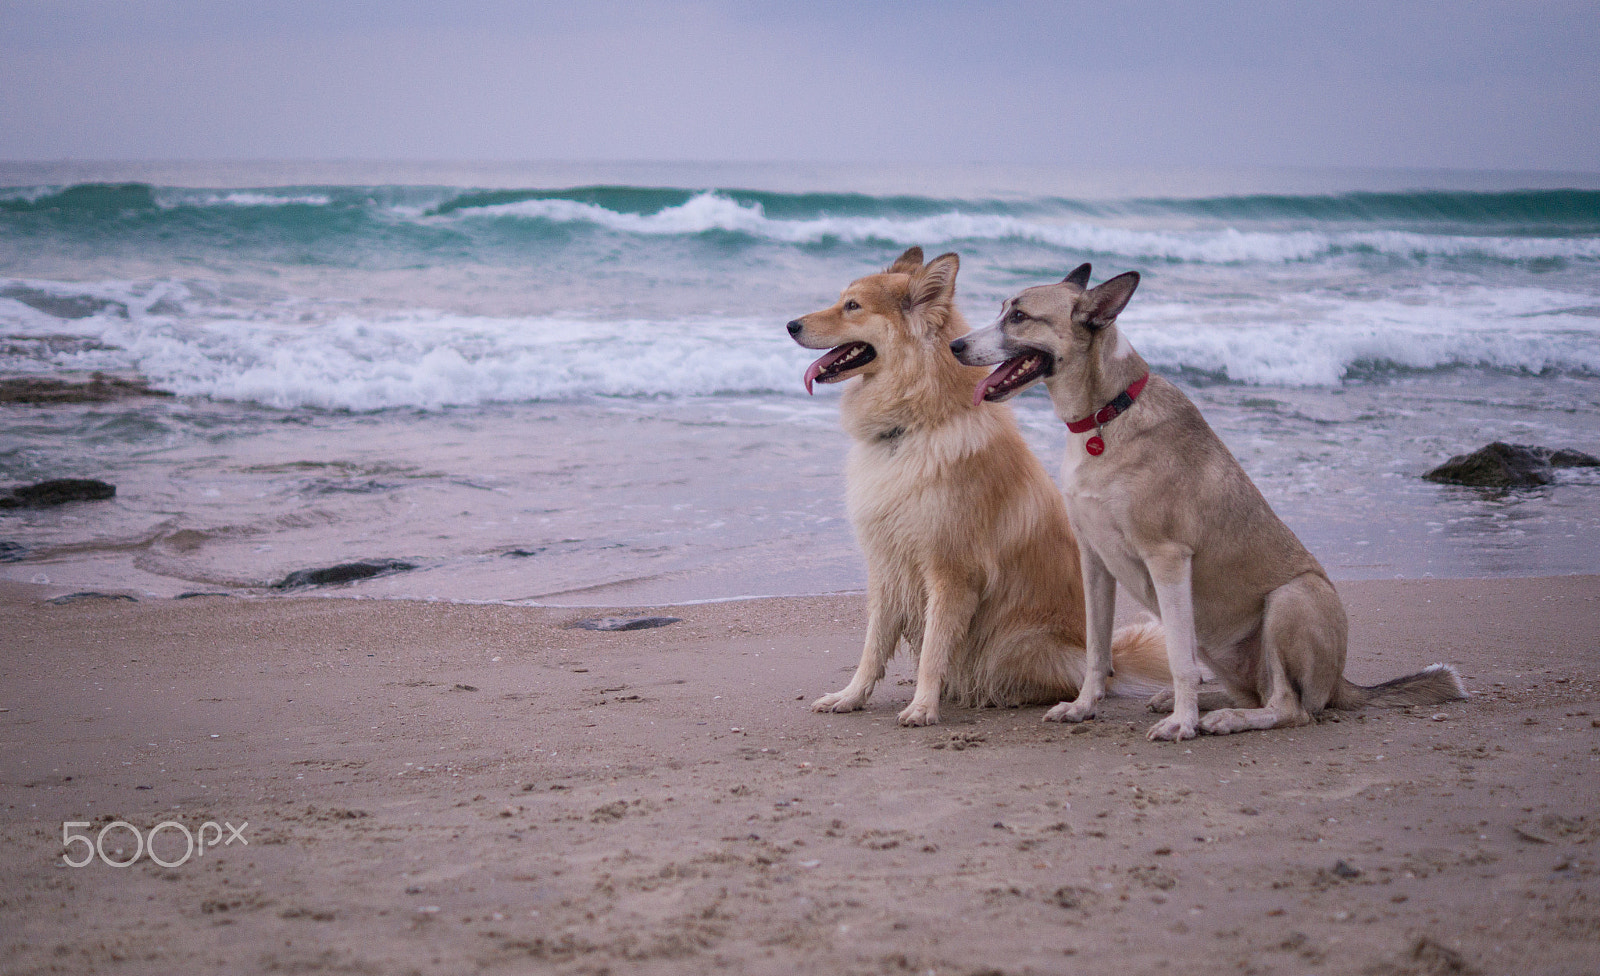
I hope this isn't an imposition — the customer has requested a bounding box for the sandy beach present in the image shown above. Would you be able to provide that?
[1,574,1596,975]
[5,1,1600,971]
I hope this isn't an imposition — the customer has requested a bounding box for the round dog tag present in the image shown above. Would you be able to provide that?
[1085,435,1105,456]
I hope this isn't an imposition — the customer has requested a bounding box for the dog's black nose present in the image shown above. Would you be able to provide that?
[949,337,968,356]
[786,319,804,337]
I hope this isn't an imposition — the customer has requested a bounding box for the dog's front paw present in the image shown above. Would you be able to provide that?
[1044,698,1097,723]
[897,700,940,727]
[812,689,867,713]
[1146,689,1175,713]
[1147,713,1198,742]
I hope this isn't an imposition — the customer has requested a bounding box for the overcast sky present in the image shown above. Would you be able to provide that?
[2,0,1597,170]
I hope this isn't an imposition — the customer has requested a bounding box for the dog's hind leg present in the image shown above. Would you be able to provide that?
[898,580,979,727]
[813,587,904,714]
[1045,547,1116,724]
[1197,574,1337,735]
[1195,653,1311,734]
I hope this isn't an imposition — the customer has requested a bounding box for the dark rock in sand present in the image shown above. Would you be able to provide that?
[1548,448,1600,468]
[47,592,138,605]
[0,373,172,404]
[568,615,682,632]
[1423,442,1599,488]
[302,479,397,496]
[0,541,27,562]
[1424,442,1550,487]
[0,479,116,508]
[273,559,417,589]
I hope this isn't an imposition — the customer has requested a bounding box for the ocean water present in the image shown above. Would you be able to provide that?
[2,161,1598,604]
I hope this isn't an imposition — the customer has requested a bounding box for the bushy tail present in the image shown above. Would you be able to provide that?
[1107,620,1169,697]
[1332,663,1467,709]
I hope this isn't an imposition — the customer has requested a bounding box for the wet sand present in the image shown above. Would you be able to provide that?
[1,575,1597,975]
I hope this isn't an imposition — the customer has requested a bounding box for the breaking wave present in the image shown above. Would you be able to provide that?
[4,276,1598,409]
[4,183,1597,266]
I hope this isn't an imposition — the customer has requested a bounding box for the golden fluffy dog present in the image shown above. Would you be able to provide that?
[787,247,1167,726]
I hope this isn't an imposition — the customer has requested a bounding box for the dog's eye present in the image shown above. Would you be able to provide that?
[844,300,860,312]
[1009,309,1027,323]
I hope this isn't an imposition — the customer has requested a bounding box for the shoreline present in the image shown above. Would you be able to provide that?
[2,574,1597,974]
[5,380,1599,607]
[5,565,1597,611]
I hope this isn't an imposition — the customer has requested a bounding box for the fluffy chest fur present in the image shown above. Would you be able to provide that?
[845,409,1003,546]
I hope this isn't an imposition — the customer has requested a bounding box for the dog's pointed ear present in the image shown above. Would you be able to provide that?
[909,252,959,310]
[1079,271,1139,330]
[887,246,924,275]
[1063,263,1092,289]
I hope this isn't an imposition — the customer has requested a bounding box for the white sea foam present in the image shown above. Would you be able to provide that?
[0,281,804,409]
[175,192,334,208]
[1128,285,1600,385]
[139,313,802,411]
[5,275,1599,407]
[459,191,1600,264]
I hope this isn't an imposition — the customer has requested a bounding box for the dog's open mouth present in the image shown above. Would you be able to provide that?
[804,342,876,394]
[973,351,1052,404]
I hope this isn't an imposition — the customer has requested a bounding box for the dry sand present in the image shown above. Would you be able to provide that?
[1,575,1597,975]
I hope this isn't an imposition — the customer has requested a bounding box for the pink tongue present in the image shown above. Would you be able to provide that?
[803,359,824,395]
[803,345,855,395]
[973,356,1027,405]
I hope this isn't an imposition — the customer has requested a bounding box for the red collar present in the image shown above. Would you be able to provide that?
[1066,373,1149,433]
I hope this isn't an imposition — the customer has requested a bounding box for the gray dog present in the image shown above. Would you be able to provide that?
[951,264,1465,741]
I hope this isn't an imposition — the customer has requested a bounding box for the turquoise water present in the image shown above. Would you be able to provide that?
[2,162,1598,602]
